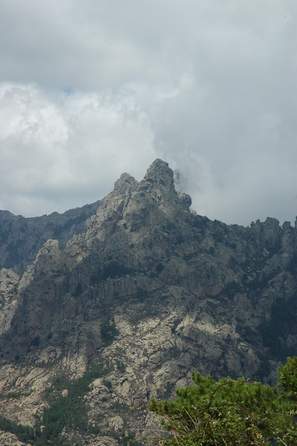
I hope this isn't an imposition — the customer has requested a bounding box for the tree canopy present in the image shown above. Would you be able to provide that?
[150,357,297,445]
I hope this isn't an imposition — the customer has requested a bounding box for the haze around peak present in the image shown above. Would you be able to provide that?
[0,1,297,225]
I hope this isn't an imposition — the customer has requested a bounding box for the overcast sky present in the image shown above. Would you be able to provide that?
[0,0,297,224]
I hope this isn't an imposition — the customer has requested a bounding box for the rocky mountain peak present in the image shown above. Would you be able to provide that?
[113,173,138,195]
[144,159,174,191]
[3,159,297,445]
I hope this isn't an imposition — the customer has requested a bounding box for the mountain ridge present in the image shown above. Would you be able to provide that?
[0,159,297,445]
[0,199,101,271]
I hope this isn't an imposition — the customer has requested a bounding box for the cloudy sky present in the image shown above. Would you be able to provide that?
[0,0,297,224]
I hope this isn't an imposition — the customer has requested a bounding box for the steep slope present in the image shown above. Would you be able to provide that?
[0,159,297,445]
[0,200,101,271]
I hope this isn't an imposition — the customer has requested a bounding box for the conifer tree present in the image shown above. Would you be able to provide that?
[150,357,297,445]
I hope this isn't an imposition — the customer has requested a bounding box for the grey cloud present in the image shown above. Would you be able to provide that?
[0,1,297,223]
[0,85,156,215]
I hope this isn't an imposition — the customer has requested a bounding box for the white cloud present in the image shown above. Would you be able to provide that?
[0,1,297,223]
[0,84,156,215]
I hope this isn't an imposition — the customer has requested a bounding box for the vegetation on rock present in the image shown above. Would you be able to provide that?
[36,362,108,444]
[0,362,108,445]
[0,415,35,443]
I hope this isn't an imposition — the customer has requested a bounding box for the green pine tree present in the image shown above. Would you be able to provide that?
[149,357,297,445]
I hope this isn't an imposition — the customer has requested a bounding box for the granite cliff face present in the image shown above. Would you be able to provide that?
[0,200,100,271]
[0,159,297,445]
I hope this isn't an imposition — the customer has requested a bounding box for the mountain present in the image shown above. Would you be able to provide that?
[0,159,297,445]
[0,200,101,271]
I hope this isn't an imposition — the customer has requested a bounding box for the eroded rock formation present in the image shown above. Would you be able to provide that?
[0,159,297,445]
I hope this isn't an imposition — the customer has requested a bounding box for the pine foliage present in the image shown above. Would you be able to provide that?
[150,357,297,445]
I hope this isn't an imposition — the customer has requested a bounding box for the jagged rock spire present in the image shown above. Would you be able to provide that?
[144,159,174,190]
[113,173,138,194]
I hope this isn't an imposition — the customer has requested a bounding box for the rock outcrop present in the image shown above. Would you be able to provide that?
[0,200,101,271]
[0,159,297,444]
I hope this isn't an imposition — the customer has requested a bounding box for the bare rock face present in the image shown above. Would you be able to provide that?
[1,159,297,444]
[0,201,100,271]
[0,269,19,335]
[0,430,25,446]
